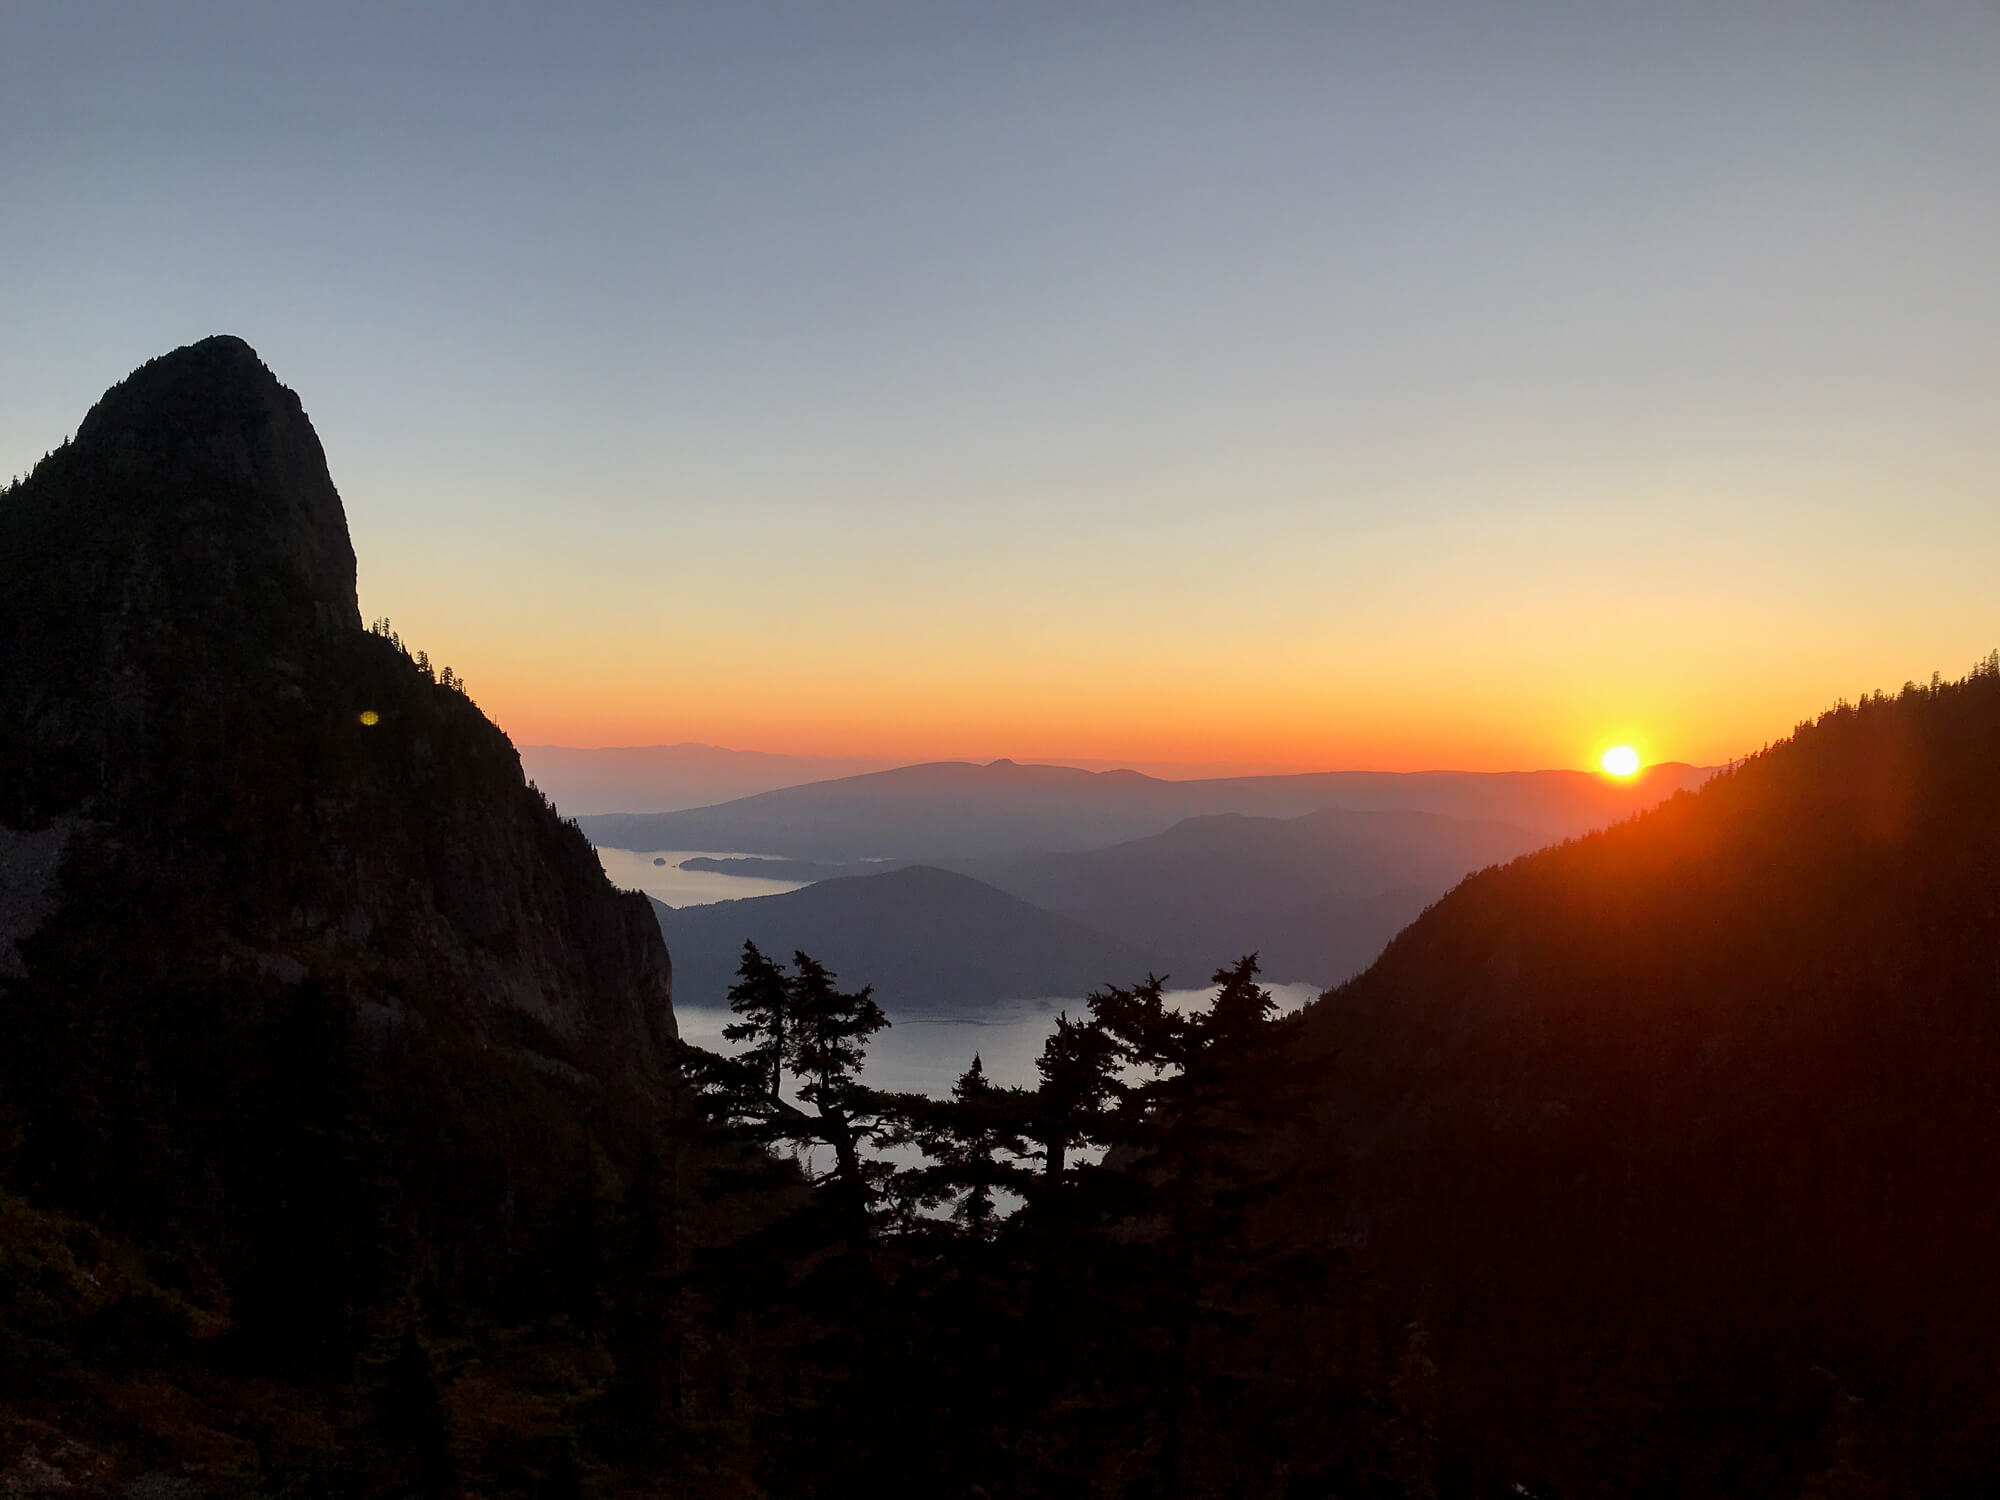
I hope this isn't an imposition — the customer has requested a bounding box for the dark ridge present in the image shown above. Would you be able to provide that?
[0,340,679,1408]
[1284,658,2000,1492]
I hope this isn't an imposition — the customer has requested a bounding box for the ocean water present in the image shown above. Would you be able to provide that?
[593,847,807,907]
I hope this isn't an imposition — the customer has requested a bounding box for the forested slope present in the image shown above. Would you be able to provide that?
[1290,662,2000,1493]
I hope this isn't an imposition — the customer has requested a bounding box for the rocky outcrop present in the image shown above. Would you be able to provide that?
[0,337,677,1317]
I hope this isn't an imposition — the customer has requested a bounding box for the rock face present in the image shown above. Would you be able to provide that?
[2,337,359,820]
[0,337,676,1333]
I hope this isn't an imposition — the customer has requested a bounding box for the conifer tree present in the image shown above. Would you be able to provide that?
[1090,973,1193,1083]
[722,940,790,1104]
[785,952,888,1205]
[682,949,892,1224]
[1028,1010,1120,1179]
[1199,953,1278,1050]
[904,1054,1033,1233]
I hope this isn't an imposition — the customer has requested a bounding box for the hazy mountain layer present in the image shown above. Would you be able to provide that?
[518,741,898,814]
[581,755,1710,861]
[651,864,1155,1013]
[676,807,1538,987]
[960,806,1536,985]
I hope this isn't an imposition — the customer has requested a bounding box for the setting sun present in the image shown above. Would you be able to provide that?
[1600,745,1642,777]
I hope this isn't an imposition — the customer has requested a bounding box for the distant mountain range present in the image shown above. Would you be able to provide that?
[580,756,1713,862]
[519,743,1359,817]
[651,865,1154,1013]
[516,742,899,814]
[657,806,1539,991]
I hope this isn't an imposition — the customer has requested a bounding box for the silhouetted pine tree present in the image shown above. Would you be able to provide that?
[722,940,790,1104]
[784,952,889,1221]
[684,948,893,1232]
[903,1054,1033,1234]
[1026,1006,1121,1182]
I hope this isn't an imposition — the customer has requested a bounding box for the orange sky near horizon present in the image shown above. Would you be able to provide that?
[347,434,2000,779]
[346,436,2000,779]
[8,5,1997,780]
[372,567,1989,777]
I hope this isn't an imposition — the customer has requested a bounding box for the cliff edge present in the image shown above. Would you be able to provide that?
[0,337,676,1343]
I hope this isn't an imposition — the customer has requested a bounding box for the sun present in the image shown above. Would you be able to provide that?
[1600,745,1641,778]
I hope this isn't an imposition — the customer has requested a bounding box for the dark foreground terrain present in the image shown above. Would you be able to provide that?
[4,341,1998,1497]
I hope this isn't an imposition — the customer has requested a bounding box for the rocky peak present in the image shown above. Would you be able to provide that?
[0,343,680,1327]
[2,339,357,821]
[5,334,359,646]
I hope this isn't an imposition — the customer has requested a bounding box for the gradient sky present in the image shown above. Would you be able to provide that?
[5,2,1998,773]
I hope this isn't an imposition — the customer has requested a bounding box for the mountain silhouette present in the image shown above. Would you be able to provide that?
[579,756,1710,862]
[0,338,677,1378]
[1282,663,2000,1491]
[650,864,1154,1013]
[960,806,1539,985]
[678,807,1540,987]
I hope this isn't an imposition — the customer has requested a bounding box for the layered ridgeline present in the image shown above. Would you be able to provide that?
[0,340,678,1479]
[580,756,1710,861]
[1288,663,2000,1493]
[517,741,899,815]
[963,806,1537,985]
[665,806,1540,999]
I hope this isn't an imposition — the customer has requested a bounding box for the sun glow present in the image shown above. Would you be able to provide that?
[1600,745,1641,778]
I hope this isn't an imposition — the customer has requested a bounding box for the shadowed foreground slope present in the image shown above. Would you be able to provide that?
[1288,662,2000,1494]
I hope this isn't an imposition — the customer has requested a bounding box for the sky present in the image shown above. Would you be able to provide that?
[4,2,1998,774]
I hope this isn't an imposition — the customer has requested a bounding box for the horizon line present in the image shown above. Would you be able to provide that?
[517,742,1709,782]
